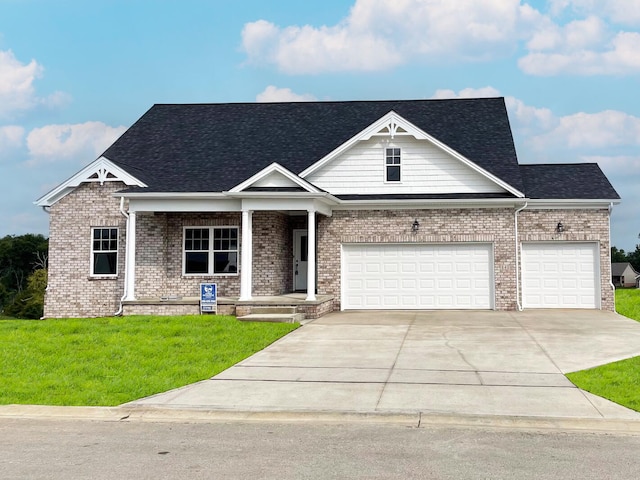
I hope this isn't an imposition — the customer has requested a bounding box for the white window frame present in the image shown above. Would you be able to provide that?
[90,227,119,277]
[183,226,239,276]
[385,147,401,183]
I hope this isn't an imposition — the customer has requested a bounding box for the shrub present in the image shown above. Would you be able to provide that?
[3,269,47,319]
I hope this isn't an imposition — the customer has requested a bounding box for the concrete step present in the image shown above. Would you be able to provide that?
[237,313,305,324]
[249,306,298,315]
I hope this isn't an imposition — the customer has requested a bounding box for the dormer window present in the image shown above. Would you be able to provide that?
[385,147,401,182]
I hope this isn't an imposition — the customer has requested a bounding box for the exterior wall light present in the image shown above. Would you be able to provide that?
[556,222,565,233]
[412,219,420,233]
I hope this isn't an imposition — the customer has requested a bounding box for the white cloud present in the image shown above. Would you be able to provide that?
[0,125,25,155]
[256,85,318,102]
[242,0,640,77]
[242,0,541,74]
[526,15,605,51]
[25,122,126,166]
[504,97,557,133]
[549,0,640,26]
[430,86,557,133]
[520,30,640,75]
[431,86,501,99]
[0,49,71,118]
[530,110,640,149]
[586,155,640,174]
[0,49,42,117]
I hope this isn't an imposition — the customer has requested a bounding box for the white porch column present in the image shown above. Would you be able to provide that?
[124,210,137,301]
[239,209,253,301]
[306,209,316,301]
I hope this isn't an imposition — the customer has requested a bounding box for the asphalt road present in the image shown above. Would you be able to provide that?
[2,418,640,479]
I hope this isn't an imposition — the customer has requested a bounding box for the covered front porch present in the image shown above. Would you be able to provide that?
[115,167,339,317]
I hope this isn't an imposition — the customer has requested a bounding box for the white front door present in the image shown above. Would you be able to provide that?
[293,229,308,291]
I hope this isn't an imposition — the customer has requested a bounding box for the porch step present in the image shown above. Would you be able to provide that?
[250,306,298,315]
[236,305,304,323]
[237,313,305,324]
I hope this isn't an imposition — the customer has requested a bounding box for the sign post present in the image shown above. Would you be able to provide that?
[199,283,217,314]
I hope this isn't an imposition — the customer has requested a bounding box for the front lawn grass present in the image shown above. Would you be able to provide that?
[0,315,297,406]
[567,357,640,412]
[614,288,640,321]
[566,288,640,412]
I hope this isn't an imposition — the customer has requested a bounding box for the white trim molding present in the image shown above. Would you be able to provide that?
[229,162,323,193]
[35,156,147,207]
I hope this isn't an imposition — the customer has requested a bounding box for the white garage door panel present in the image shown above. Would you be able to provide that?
[342,243,493,310]
[522,243,599,309]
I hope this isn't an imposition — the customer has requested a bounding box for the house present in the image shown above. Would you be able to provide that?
[36,98,621,318]
[611,262,639,288]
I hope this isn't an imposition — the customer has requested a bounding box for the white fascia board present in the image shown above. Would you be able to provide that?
[34,156,146,207]
[115,191,229,199]
[128,197,241,213]
[229,162,322,193]
[225,191,340,203]
[240,197,333,216]
[333,198,526,210]
[525,199,621,209]
[298,110,524,198]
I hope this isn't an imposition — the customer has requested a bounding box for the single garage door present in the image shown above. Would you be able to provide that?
[521,242,599,309]
[342,243,493,310]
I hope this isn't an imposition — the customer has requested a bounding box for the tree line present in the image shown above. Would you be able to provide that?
[0,234,48,319]
[611,245,640,273]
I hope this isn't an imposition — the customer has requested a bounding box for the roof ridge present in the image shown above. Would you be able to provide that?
[151,97,506,107]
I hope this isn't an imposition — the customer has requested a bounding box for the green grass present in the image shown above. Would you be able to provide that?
[0,315,297,406]
[567,358,640,411]
[615,288,640,321]
[566,289,640,411]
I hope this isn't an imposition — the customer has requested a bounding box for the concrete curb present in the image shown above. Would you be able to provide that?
[2,404,640,434]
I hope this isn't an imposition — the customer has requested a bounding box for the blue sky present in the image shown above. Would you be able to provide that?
[1,0,639,250]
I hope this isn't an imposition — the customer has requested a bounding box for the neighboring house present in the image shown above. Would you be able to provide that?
[36,98,621,318]
[611,262,639,288]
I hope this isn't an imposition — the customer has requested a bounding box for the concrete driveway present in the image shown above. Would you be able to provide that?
[130,310,640,419]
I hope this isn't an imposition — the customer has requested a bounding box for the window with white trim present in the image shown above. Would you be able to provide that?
[184,227,238,275]
[385,147,401,182]
[91,227,118,276]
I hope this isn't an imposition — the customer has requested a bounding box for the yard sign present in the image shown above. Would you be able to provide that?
[200,283,217,314]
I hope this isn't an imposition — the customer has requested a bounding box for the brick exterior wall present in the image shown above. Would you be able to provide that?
[317,209,517,310]
[135,212,243,299]
[44,182,615,317]
[316,207,614,311]
[45,182,127,318]
[252,212,290,295]
[134,211,293,299]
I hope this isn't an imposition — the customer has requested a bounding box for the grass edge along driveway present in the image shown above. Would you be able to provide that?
[567,289,640,412]
[0,315,298,406]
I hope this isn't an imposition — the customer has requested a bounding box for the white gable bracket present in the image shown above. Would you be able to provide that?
[35,156,147,207]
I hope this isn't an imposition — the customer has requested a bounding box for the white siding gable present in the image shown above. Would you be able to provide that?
[305,136,506,195]
[253,171,301,188]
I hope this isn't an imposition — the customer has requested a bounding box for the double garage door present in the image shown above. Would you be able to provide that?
[342,243,494,310]
[341,242,600,310]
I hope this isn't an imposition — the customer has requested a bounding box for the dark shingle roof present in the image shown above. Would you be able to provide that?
[519,163,620,200]
[104,98,523,193]
[611,262,637,276]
